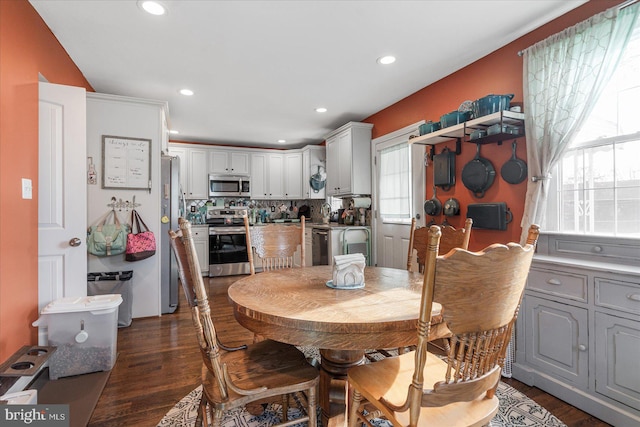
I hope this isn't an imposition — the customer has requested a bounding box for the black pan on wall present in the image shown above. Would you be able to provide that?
[462,143,496,198]
[501,141,528,184]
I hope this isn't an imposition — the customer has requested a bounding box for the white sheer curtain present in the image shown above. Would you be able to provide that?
[519,3,640,243]
[378,143,411,220]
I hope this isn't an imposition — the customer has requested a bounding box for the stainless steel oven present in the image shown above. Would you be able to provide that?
[207,208,251,277]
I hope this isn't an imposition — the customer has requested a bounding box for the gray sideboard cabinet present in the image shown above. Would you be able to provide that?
[513,234,640,427]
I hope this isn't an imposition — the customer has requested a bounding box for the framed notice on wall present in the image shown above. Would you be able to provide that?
[102,135,151,190]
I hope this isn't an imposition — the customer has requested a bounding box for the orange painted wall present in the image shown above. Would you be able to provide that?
[0,0,93,360]
[363,0,615,251]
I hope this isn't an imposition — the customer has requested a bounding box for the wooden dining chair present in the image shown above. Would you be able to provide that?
[169,218,319,427]
[391,217,472,357]
[407,218,473,273]
[348,224,540,427]
[244,215,305,274]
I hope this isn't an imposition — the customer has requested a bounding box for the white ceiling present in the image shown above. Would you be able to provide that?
[30,0,587,149]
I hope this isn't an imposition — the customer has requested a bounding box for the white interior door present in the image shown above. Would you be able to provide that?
[38,82,87,339]
[372,122,425,269]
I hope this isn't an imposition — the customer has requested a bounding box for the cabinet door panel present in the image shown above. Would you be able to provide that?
[230,152,250,175]
[595,312,640,409]
[188,149,208,199]
[268,153,284,199]
[524,295,589,388]
[251,153,268,199]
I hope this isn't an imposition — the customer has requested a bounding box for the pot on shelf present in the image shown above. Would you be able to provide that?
[440,110,472,128]
[472,94,514,118]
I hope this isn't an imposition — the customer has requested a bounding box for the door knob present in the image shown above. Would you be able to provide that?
[69,237,82,247]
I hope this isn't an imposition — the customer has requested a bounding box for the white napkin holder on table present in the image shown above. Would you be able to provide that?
[332,253,366,288]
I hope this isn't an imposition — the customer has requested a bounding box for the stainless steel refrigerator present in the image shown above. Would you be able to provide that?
[160,155,182,314]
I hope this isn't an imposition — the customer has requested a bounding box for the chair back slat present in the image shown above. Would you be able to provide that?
[246,217,305,273]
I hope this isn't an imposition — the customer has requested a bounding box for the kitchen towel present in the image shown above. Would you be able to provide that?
[351,197,371,209]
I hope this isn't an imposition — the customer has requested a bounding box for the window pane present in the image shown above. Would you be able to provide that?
[616,140,640,188]
[379,143,411,219]
[584,145,613,190]
[560,189,583,233]
[589,188,614,234]
[561,151,583,190]
[617,187,640,236]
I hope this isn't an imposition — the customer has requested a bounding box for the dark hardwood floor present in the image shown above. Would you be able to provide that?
[88,275,611,427]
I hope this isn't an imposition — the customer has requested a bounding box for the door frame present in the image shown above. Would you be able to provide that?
[371,121,425,267]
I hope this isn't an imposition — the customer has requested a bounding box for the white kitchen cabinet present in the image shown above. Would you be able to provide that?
[268,153,285,199]
[251,151,299,200]
[513,235,640,427]
[250,152,268,199]
[187,148,209,199]
[168,145,208,199]
[191,225,209,275]
[284,152,302,199]
[210,149,250,175]
[168,146,188,198]
[302,145,326,199]
[325,122,373,197]
[522,293,589,388]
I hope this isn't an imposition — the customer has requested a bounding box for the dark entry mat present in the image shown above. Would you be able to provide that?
[29,368,111,427]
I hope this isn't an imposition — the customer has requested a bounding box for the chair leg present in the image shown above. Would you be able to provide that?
[282,394,289,421]
[212,408,224,427]
[308,385,317,427]
[196,394,207,427]
[348,387,362,427]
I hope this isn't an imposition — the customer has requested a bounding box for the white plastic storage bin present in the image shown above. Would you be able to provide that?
[32,294,122,380]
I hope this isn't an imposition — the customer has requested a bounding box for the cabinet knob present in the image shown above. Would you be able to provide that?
[578,344,587,352]
[592,246,603,253]
[547,278,562,286]
[627,293,640,302]
[69,237,82,247]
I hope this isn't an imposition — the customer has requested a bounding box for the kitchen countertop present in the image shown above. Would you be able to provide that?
[250,221,370,229]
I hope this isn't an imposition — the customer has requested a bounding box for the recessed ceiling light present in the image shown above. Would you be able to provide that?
[169,130,179,134]
[278,139,286,144]
[377,55,396,65]
[179,89,194,96]
[315,107,327,113]
[139,1,166,16]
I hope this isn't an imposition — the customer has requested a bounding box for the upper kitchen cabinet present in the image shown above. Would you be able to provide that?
[250,151,302,200]
[284,152,303,199]
[209,149,250,175]
[302,145,326,200]
[168,145,208,199]
[325,122,373,197]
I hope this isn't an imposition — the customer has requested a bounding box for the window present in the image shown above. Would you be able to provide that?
[543,23,640,238]
[378,143,411,222]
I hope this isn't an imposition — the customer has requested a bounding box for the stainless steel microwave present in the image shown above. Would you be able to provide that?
[208,175,250,198]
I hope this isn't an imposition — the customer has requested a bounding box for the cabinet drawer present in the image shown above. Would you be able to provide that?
[191,226,208,238]
[595,277,640,315]
[527,268,588,303]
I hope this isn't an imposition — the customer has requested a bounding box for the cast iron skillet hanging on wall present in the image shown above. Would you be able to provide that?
[462,143,496,198]
[424,183,442,217]
[501,141,528,184]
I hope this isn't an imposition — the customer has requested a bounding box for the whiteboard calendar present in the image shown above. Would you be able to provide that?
[102,135,151,190]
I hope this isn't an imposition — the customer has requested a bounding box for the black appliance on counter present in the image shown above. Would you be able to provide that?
[206,208,251,276]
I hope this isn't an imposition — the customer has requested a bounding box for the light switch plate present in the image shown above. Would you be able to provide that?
[22,178,32,199]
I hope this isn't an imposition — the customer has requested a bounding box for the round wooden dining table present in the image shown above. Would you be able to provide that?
[227,265,448,426]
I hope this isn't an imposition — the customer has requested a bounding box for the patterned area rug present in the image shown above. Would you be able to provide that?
[158,347,566,427]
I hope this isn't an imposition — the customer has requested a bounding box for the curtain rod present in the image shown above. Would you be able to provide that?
[517,0,638,56]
